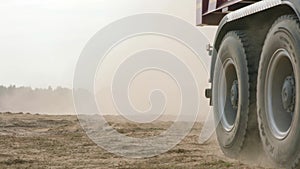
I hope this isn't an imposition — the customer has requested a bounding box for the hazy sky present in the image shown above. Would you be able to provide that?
[0,0,216,88]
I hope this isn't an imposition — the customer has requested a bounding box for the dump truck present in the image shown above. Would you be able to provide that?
[198,0,300,168]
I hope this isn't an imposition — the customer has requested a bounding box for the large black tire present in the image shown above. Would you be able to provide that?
[257,15,300,169]
[213,31,262,160]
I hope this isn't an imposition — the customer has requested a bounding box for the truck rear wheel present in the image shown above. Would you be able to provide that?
[257,15,300,168]
[213,31,261,160]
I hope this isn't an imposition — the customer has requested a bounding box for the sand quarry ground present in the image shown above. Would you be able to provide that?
[0,112,273,169]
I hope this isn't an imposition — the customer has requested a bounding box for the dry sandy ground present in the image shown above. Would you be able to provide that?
[0,113,272,169]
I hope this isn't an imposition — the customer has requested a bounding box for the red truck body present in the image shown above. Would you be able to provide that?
[196,0,259,25]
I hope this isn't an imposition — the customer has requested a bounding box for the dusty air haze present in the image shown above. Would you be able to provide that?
[0,0,217,120]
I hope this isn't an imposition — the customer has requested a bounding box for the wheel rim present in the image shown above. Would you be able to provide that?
[218,58,238,132]
[265,49,296,140]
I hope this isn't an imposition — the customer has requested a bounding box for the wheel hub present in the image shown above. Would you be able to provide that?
[265,49,295,139]
[231,80,239,109]
[282,75,295,113]
[218,58,238,132]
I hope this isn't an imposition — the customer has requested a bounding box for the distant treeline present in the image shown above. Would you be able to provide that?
[0,85,74,114]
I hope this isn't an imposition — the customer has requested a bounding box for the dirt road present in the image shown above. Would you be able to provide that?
[0,113,270,169]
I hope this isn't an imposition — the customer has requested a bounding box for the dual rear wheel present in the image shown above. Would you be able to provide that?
[258,15,300,168]
[213,15,300,168]
[213,31,262,160]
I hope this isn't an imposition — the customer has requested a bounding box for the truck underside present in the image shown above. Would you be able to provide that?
[198,0,300,168]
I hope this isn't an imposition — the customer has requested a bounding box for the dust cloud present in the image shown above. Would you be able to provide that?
[0,85,74,115]
[0,83,210,122]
